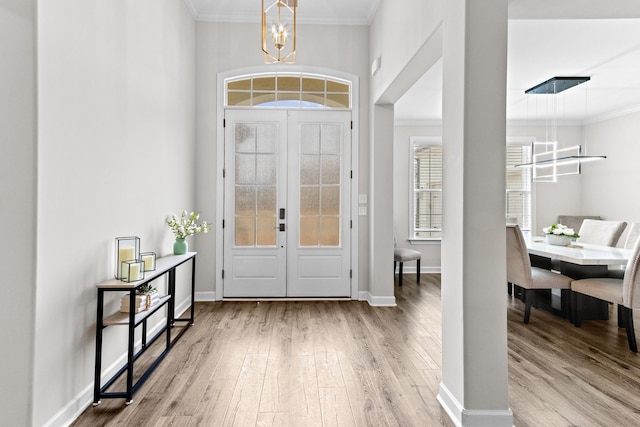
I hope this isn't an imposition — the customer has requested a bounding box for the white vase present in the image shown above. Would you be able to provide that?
[546,234,571,246]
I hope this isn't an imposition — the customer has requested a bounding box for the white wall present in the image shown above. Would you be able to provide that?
[195,22,371,296]
[0,1,37,425]
[35,1,196,425]
[581,111,640,228]
[369,0,444,104]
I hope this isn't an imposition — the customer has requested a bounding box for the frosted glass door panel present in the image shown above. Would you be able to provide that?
[234,124,278,247]
[298,123,342,248]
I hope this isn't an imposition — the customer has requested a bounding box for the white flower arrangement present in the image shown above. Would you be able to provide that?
[166,210,211,240]
[542,223,580,239]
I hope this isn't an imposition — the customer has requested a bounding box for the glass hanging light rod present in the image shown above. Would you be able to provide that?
[514,146,606,169]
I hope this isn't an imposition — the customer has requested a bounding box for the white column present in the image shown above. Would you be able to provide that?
[369,104,396,306]
[0,0,37,425]
[438,1,512,426]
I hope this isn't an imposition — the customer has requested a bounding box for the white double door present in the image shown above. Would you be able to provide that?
[223,109,352,298]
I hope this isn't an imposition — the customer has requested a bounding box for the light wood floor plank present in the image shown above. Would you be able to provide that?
[319,386,357,427]
[223,353,269,427]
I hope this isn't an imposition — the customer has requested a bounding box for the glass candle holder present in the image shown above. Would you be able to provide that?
[140,252,156,272]
[121,260,145,283]
[115,236,140,279]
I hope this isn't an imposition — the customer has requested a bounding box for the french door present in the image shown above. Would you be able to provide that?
[223,109,352,297]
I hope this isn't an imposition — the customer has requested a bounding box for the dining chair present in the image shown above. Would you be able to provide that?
[607,222,640,281]
[557,215,601,235]
[393,235,421,287]
[576,219,627,247]
[506,224,573,323]
[571,236,640,352]
[506,217,519,296]
[622,222,640,249]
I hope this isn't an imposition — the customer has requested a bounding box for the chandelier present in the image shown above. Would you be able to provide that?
[262,0,297,64]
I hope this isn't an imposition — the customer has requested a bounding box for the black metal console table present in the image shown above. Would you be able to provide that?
[93,252,196,405]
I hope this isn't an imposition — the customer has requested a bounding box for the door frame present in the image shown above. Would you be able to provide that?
[215,65,360,300]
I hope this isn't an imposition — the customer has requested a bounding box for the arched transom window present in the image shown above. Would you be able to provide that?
[225,73,351,109]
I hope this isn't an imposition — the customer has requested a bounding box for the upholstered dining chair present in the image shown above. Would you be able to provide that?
[622,222,640,249]
[506,224,573,323]
[394,235,421,287]
[576,219,627,247]
[557,215,601,235]
[571,236,640,352]
[609,222,640,279]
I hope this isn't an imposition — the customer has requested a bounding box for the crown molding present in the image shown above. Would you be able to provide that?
[195,14,369,25]
[182,0,198,19]
[367,0,381,23]
[584,103,640,125]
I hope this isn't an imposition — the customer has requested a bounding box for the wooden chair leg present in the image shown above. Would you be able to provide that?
[523,289,535,324]
[618,304,624,328]
[398,262,403,286]
[622,307,637,352]
[573,292,583,327]
[416,259,420,283]
[561,289,571,320]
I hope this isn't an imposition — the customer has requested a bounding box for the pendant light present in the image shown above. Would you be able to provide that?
[262,0,297,64]
[515,76,606,181]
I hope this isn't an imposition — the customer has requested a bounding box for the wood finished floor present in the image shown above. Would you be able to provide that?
[73,274,640,427]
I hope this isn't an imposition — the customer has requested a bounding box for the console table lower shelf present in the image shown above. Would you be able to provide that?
[93,252,196,406]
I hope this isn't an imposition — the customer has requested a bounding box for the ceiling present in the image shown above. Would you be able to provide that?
[187,0,640,125]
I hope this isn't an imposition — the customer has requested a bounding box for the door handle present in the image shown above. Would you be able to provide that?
[279,223,285,232]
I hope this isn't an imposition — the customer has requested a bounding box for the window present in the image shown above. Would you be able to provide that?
[505,143,532,231]
[409,137,533,240]
[410,137,442,239]
[225,73,351,109]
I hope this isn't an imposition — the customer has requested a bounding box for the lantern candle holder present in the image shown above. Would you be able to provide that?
[121,260,145,283]
[140,252,156,272]
[115,236,140,279]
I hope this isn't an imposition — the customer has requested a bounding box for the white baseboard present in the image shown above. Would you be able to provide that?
[42,382,93,427]
[437,382,513,427]
[195,291,217,301]
[395,265,441,274]
[359,292,396,306]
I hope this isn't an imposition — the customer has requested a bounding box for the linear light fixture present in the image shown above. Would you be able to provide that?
[515,144,606,182]
[262,0,297,64]
[516,76,605,179]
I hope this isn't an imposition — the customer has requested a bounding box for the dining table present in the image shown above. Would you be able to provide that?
[524,235,632,321]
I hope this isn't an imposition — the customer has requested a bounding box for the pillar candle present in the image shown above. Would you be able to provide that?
[118,248,135,264]
[142,254,155,271]
[129,263,140,281]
